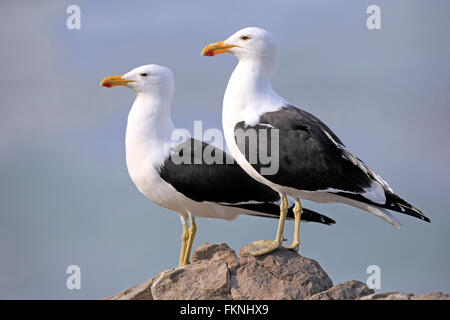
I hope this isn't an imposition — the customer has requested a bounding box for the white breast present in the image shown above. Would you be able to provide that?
[222,61,287,195]
[125,99,241,221]
[124,98,187,213]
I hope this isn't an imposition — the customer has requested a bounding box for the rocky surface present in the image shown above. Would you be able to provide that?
[307,280,374,300]
[360,291,450,300]
[105,243,449,300]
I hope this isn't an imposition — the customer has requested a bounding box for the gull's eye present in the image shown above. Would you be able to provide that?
[140,73,148,77]
[240,35,250,41]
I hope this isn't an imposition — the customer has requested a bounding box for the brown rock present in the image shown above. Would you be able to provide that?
[412,292,450,300]
[231,244,333,299]
[360,292,414,300]
[151,261,231,300]
[361,291,450,300]
[191,242,237,264]
[150,243,333,300]
[104,278,154,300]
[105,242,449,300]
[309,280,374,300]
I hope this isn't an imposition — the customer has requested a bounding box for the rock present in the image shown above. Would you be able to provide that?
[104,278,154,300]
[149,243,332,300]
[308,280,374,300]
[412,292,450,300]
[361,291,450,300]
[360,292,414,300]
[152,260,232,300]
[230,243,333,299]
[191,242,237,264]
[105,242,449,300]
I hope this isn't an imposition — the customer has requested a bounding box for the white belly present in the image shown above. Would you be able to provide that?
[126,146,240,221]
[127,156,184,212]
[124,98,240,221]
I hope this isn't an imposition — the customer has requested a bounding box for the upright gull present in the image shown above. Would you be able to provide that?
[100,64,335,266]
[202,27,430,256]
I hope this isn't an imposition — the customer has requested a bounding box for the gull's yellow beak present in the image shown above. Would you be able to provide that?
[201,40,238,57]
[100,75,133,88]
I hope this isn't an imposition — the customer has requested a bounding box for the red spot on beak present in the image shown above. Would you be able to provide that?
[204,50,215,57]
[103,82,112,88]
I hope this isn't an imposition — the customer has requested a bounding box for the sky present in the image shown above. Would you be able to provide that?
[0,0,449,299]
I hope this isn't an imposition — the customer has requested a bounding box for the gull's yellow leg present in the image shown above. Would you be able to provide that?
[178,218,189,267]
[284,198,302,252]
[247,194,289,256]
[182,216,197,266]
[273,194,289,244]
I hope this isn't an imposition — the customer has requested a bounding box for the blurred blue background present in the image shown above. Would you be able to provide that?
[0,0,449,299]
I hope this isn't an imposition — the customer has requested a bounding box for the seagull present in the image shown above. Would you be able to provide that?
[201,27,430,256]
[100,64,335,266]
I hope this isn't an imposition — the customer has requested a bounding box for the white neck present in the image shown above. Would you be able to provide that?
[221,57,287,190]
[126,92,176,171]
[223,58,287,128]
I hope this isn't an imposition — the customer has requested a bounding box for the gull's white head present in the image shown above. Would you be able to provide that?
[101,64,174,98]
[201,27,278,63]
